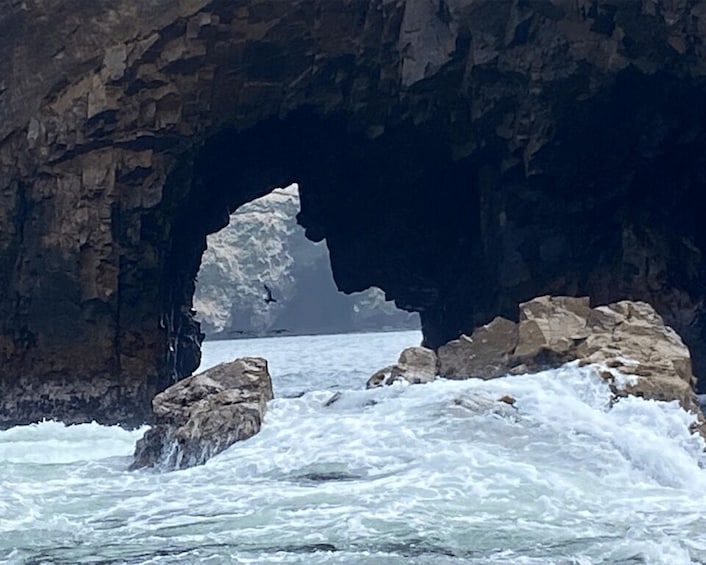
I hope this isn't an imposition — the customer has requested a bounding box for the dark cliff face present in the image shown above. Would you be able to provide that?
[2,0,706,426]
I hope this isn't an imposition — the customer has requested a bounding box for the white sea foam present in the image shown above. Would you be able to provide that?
[1,330,705,564]
[0,420,148,464]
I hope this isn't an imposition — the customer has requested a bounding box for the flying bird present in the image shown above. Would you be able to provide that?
[263,283,277,304]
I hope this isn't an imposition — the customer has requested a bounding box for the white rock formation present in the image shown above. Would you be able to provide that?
[194,185,418,337]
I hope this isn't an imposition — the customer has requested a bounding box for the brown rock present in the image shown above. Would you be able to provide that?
[514,295,592,364]
[437,317,518,379]
[366,346,437,388]
[498,395,516,406]
[395,346,437,384]
[436,296,703,428]
[576,300,699,412]
[366,366,395,389]
[131,357,272,470]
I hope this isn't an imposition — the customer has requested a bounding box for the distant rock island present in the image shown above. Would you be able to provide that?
[194,186,419,339]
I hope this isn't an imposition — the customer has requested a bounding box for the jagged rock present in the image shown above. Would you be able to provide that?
[498,395,516,407]
[575,301,697,411]
[437,317,518,380]
[131,357,272,471]
[449,395,518,418]
[366,346,437,388]
[366,365,396,389]
[514,296,593,364]
[438,296,701,416]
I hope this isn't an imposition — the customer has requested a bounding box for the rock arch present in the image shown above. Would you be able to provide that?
[2,0,706,426]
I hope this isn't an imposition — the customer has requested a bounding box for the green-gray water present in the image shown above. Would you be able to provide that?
[2,331,705,564]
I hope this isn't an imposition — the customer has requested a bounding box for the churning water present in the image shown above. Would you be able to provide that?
[2,330,706,564]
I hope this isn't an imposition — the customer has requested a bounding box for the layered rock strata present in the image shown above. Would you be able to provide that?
[131,357,272,470]
[3,1,706,425]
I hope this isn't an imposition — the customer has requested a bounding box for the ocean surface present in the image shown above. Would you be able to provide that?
[2,330,706,564]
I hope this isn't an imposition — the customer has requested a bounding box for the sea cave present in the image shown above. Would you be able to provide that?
[1,0,706,427]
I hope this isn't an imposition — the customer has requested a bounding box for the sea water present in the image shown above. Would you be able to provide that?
[1,330,706,564]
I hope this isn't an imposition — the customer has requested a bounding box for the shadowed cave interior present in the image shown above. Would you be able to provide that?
[6,1,706,433]
[157,68,706,404]
[159,109,485,387]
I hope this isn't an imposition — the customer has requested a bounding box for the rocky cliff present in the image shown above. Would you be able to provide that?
[2,0,706,426]
[194,185,418,337]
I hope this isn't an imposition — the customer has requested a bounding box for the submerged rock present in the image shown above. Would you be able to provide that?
[498,395,517,406]
[131,357,273,470]
[366,346,437,388]
[450,395,518,418]
[323,391,343,407]
[438,296,701,415]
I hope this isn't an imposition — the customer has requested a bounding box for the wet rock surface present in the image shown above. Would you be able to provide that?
[438,296,701,415]
[131,357,273,470]
[3,1,706,425]
[195,186,418,338]
[366,346,437,388]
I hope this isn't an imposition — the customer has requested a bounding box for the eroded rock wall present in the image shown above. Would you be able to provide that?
[2,0,706,425]
[0,0,414,426]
